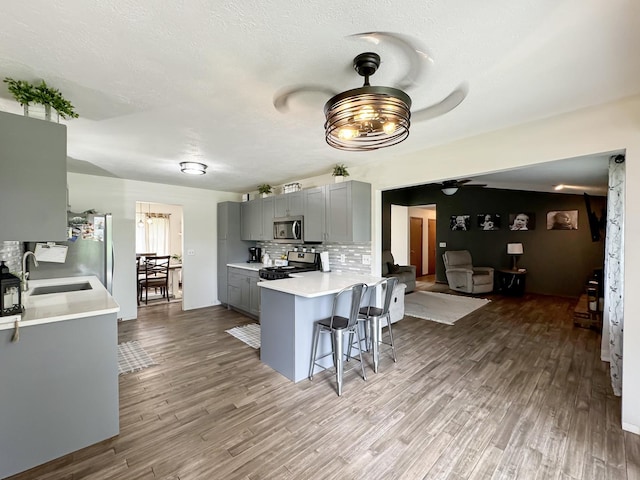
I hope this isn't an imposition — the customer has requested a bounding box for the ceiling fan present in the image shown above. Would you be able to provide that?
[432,179,487,195]
[273,32,467,152]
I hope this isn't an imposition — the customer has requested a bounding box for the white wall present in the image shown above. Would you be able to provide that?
[390,204,409,264]
[67,173,239,321]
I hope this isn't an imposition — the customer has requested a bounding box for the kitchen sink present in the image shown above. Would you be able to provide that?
[30,282,93,295]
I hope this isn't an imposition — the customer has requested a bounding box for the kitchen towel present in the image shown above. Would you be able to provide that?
[320,251,330,272]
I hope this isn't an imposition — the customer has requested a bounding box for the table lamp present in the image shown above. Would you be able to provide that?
[507,243,524,270]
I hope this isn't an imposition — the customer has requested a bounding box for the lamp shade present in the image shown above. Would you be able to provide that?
[507,243,524,255]
[180,162,207,175]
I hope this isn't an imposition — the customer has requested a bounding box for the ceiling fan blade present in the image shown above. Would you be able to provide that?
[348,31,430,90]
[411,84,468,122]
[273,85,338,112]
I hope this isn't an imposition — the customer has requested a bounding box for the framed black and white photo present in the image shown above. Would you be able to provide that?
[508,212,536,231]
[450,215,470,231]
[547,210,578,230]
[477,213,501,231]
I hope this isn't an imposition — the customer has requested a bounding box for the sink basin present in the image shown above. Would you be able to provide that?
[30,282,93,295]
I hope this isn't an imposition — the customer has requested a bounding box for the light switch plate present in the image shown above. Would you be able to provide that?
[187,249,195,256]
[439,242,447,248]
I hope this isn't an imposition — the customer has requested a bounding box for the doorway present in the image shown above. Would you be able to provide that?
[410,217,423,276]
[135,201,184,307]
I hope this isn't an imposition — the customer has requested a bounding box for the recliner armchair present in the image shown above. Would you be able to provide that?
[442,250,494,294]
[381,250,416,293]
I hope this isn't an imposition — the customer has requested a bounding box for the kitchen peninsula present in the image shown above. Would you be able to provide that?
[0,276,120,479]
[258,270,383,383]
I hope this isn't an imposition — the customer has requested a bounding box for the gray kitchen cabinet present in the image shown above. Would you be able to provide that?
[303,181,371,243]
[0,111,67,241]
[303,186,326,242]
[262,197,274,241]
[240,199,263,241]
[217,202,254,304]
[227,266,260,318]
[274,191,303,218]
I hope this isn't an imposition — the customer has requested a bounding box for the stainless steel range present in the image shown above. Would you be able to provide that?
[259,251,320,280]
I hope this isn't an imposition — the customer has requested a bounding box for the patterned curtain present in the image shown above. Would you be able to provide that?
[135,209,171,256]
[605,156,625,396]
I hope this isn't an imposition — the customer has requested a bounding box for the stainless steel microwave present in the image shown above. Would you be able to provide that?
[273,216,303,243]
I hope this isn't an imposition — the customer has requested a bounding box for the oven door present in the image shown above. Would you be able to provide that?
[273,216,303,243]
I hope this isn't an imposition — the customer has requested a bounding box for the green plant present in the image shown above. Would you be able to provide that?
[332,164,350,177]
[3,77,79,119]
[171,254,182,263]
[258,184,272,195]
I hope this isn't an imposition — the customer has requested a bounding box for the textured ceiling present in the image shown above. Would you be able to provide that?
[1,1,638,192]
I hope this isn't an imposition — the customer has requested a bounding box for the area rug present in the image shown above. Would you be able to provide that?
[118,341,157,375]
[404,291,490,325]
[226,323,261,349]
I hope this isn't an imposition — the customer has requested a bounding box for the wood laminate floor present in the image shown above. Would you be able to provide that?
[8,292,640,480]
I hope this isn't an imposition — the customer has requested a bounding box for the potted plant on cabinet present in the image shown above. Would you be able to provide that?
[3,77,79,121]
[332,164,350,183]
[258,184,272,198]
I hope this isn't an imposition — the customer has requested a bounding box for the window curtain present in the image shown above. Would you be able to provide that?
[136,212,171,256]
[605,156,625,396]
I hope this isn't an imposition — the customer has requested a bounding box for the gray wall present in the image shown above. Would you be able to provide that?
[383,186,606,297]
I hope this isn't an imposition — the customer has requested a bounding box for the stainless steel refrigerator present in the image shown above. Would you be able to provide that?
[26,212,114,293]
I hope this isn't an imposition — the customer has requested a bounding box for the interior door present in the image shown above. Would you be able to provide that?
[410,217,423,277]
[428,218,436,275]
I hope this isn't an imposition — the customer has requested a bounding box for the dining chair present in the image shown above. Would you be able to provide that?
[138,255,170,305]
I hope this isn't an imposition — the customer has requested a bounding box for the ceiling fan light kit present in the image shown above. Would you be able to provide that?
[179,162,207,175]
[441,187,459,195]
[324,52,412,151]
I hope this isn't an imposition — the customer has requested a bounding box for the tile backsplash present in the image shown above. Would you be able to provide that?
[0,241,23,274]
[257,241,372,275]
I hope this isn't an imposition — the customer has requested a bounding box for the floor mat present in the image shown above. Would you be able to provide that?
[226,323,260,349]
[118,340,157,375]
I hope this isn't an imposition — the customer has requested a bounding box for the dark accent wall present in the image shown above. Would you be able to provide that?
[382,185,606,298]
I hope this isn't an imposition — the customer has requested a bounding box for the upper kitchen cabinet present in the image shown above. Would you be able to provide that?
[325,181,371,242]
[303,181,371,243]
[303,186,326,242]
[274,191,303,218]
[0,111,67,241]
[241,197,274,241]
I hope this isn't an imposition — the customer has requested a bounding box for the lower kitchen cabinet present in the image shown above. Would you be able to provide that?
[227,267,260,318]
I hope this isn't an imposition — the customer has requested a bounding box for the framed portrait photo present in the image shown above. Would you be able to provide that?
[450,214,470,231]
[477,213,501,231]
[547,210,578,230]
[508,212,536,231]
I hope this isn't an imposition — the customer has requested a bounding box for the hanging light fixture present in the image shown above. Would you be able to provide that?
[136,203,144,228]
[324,52,411,151]
[441,187,458,195]
[146,203,153,224]
[180,162,207,175]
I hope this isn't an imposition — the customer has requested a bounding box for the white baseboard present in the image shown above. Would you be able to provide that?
[622,422,640,435]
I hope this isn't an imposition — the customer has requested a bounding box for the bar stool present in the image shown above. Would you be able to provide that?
[308,283,367,396]
[356,277,398,373]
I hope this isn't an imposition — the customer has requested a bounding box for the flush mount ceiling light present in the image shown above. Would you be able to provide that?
[179,162,207,175]
[324,53,412,151]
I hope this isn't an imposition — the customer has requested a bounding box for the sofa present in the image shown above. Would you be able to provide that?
[381,250,416,293]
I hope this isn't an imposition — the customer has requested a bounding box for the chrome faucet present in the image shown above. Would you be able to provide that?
[21,251,39,292]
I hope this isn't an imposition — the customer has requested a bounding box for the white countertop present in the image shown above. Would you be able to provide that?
[257,271,383,298]
[227,262,264,272]
[0,276,120,331]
